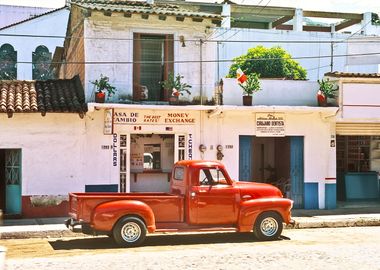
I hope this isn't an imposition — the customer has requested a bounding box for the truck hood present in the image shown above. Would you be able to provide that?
[233,181,283,199]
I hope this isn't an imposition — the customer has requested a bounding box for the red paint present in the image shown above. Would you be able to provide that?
[68,160,293,237]
[22,196,68,218]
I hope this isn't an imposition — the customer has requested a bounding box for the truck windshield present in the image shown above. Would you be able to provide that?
[199,168,228,185]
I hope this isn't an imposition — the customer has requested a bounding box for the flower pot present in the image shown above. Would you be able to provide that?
[169,95,179,105]
[243,95,252,106]
[95,92,106,103]
[317,90,327,107]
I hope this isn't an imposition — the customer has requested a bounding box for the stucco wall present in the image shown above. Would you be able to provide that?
[0,8,69,80]
[0,113,86,196]
[83,12,217,102]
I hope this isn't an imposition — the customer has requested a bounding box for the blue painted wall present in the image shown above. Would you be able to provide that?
[325,183,336,209]
[304,183,319,209]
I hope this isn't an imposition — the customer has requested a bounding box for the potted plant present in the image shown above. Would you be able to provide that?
[91,74,116,103]
[317,78,338,107]
[238,73,261,106]
[161,72,191,104]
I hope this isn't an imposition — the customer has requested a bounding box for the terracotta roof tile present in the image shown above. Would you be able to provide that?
[72,0,221,20]
[325,72,380,78]
[0,75,87,118]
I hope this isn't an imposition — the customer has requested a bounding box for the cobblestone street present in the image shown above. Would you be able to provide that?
[2,226,380,270]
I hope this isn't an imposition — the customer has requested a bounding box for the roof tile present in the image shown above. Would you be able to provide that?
[0,75,87,118]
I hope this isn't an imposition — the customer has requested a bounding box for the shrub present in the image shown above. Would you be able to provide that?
[227,46,307,80]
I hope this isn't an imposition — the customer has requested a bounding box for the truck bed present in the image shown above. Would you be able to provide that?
[69,192,185,223]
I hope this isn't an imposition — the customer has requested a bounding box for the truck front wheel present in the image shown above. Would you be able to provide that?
[113,216,147,247]
[253,211,283,241]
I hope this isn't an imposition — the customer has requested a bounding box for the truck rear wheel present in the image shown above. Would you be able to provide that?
[113,216,147,247]
[253,211,283,241]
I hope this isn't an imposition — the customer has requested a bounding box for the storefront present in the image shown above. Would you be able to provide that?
[87,104,337,210]
[327,72,380,205]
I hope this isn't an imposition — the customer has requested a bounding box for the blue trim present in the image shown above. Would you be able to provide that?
[325,183,336,209]
[290,136,304,208]
[85,184,118,192]
[304,183,319,209]
[239,136,253,181]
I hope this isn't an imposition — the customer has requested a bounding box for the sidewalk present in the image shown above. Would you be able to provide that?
[1,207,380,240]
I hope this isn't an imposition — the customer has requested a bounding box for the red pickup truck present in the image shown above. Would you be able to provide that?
[66,160,294,247]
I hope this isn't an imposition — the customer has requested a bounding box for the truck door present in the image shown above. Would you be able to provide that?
[190,168,239,225]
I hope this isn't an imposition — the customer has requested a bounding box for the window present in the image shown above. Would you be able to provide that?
[173,167,184,181]
[143,144,161,170]
[133,33,173,101]
[32,45,53,80]
[199,168,227,186]
[0,44,17,80]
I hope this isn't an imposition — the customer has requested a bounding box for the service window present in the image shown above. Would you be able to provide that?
[143,144,161,170]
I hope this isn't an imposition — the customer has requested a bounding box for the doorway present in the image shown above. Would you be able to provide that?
[0,149,22,215]
[239,136,304,208]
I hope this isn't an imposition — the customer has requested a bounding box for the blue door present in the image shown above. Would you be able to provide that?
[290,136,304,208]
[5,149,22,214]
[239,136,253,181]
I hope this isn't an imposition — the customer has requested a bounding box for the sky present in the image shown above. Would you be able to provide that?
[0,0,378,13]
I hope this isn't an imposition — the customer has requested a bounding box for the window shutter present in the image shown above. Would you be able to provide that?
[133,33,141,101]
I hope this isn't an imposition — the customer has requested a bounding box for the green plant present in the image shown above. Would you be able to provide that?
[227,46,307,80]
[91,74,116,97]
[318,78,338,98]
[239,73,261,96]
[161,72,192,97]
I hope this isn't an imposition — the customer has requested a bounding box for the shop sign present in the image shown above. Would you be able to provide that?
[104,108,114,135]
[255,113,285,137]
[113,110,196,125]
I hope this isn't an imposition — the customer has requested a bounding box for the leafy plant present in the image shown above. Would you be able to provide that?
[161,72,191,97]
[227,46,307,80]
[318,78,338,98]
[239,73,261,96]
[90,74,116,97]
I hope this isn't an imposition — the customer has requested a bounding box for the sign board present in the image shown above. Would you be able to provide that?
[255,113,285,137]
[113,110,196,125]
[104,108,114,135]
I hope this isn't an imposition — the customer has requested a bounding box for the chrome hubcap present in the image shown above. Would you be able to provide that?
[260,217,278,237]
[121,222,141,242]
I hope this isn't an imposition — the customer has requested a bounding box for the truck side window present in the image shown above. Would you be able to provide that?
[199,168,228,185]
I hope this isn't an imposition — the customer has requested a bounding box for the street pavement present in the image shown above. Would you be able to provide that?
[1,206,380,239]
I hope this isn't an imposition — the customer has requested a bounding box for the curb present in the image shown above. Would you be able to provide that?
[1,217,380,240]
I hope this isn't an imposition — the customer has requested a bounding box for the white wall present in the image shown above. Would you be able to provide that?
[223,78,319,106]
[0,8,69,80]
[84,12,217,102]
[0,113,86,196]
[211,28,380,82]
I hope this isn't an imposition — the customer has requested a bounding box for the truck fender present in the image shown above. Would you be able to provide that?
[238,198,293,232]
[91,200,156,233]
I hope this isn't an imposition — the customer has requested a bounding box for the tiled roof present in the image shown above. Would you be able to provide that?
[325,72,380,78]
[0,75,87,118]
[71,0,221,20]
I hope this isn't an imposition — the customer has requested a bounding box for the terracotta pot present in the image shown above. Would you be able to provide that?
[317,90,327,107]
[169,95,179,105]
[95,92,106,103]
[243,95,252,106]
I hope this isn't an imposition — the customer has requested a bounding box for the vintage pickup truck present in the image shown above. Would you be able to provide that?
[66,160,294,247]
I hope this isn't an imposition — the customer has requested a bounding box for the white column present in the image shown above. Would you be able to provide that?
[221,3,231,29]
[362,12,375,35]
[293,8,303,32]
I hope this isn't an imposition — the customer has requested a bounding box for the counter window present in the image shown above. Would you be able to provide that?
[143,144,161,170]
